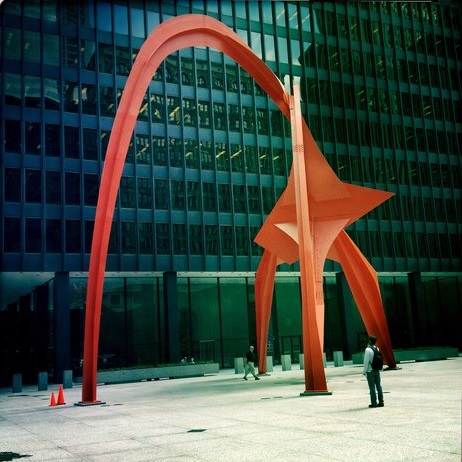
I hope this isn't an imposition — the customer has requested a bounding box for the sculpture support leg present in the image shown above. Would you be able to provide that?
[332,231,397,368]
[255,250,278,374]
[290,88,328,392]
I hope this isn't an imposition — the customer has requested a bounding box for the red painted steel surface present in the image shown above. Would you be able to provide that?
[82,14,395,402]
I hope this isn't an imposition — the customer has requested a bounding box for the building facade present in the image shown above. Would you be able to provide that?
[1,0,461,385]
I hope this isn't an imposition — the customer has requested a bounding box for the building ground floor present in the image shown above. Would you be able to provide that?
[0,270,461,387]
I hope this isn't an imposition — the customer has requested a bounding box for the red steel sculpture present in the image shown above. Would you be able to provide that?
[80,14,396,403]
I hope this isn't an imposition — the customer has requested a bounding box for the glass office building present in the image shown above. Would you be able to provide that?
[1,1,461,385]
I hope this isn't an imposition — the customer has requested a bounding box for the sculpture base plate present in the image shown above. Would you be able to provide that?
[299,391,332,397]
[74,400,106,407]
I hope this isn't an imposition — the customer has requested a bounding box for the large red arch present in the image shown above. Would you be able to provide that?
[81,14,395,403]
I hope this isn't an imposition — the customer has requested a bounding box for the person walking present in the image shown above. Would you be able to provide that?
[243,345,260,380]
[363,335,384,408]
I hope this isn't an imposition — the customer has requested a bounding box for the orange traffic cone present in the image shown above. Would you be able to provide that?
[49,392,56,407]
[56,385,66,405]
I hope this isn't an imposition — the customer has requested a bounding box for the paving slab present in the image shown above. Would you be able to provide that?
[0,358,460,461]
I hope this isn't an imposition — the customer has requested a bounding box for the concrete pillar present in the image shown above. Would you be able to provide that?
[38,372,48,391]
[163,272,180,364]
[323,352,327,367]
[234,357,244,374]
[281,354,292,371]
[333,351,344,367]
[299,353,304,370]
[53,272,70,384]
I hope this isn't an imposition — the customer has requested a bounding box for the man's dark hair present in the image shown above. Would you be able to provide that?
[368,335,377,345]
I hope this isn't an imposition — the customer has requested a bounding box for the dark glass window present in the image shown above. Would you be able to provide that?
[167,96,181,124]
[183,98,196,126]
[153,136,167,166]
[65,126,80,159]
[4,218,21,252]
[236,226,249,255]
[25,218,41,253]
[190,224,203,255]
[5,120,21,153]
[121,222,136,253]
[171,180,185,210]
[138,177,152,209]
[82,83,97,114]
[221,225,234,255]
[25,169,42,203]
[204,225,217,255]
[185,139,199,169]
[5,168,21,202]
[135,134,151,165]
[46,219,62,253]
[100,86,115,116]
[139,222,153,254]
[84,174,99,206]
[173,224,186,254]
[45,124,61,157]
[231,144,244,173]
[24,75,41,108]
[44,78,60,111]
[155,179,169,209]
[248,186,260,214]
[83,128,98,160]
[5,28,21,61]
[156,223,170,254]
[242,106,255,133]
[198,101,211,128]
[25,122,41,155]
[218,184,231,212]
[203,182,216,211]
[259,147,271,175]
[85,221,94,253]
[64,81,79,112]
[233,185,246,213]
[120,177,135,208]
[108,222,119,254]
[46,171,61,204]
[228,104,240,132]
[215,143,229,172]
[151,94,165,122]
[99,44,114,73]
[214,102,226,130]
[66,220,81,253]
[65,172,80,205]
[187,181,201,211]
[262,187,274,214]
[166,55,179,83]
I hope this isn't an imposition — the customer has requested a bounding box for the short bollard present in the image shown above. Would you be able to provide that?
[63,370,73,389]
[12,373,22,393]
[234,357,244,374]
[281,354,292,371]
[38,371,48,391]
[333,350,344,367]
[323,352,327,367]
[266,356,273,372]
[299,353,304,370]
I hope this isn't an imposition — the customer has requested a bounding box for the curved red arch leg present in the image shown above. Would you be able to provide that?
[82,14,295,403]
[255,250,278,374]
[329,231,397,368]
[82,14,395,402]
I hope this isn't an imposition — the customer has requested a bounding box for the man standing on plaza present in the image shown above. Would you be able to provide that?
[243,345,260,380]
[363,335,384,408]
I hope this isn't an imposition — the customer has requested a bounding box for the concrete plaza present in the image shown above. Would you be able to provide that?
[0,358,460,461]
